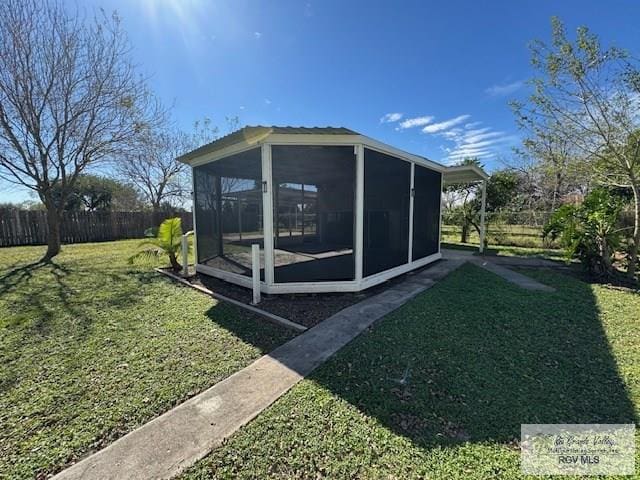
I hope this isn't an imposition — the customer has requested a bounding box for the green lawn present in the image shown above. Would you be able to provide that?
[441,241,566,261]
[442,223,558,249]
[0,240,295,479]
[182,264,639,479]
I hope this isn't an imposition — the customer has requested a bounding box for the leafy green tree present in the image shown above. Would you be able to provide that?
[51,174,142,212]
[544,188,625,276]
[128,217,187,271]
[512,17,640,278]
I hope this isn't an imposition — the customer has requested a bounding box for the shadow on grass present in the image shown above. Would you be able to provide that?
[204,302,297,354]
[0,260,75,332]
[205,263,637,455]
[0,259,53,295]
[0,257,164,336]
[310,264,637,448]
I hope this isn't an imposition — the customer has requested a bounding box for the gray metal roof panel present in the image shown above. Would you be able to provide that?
[177,126,359,163]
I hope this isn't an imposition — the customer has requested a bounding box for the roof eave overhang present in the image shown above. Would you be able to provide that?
[179,131,447,172]
[443,164,489,186]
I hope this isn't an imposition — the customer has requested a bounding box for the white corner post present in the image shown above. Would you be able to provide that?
[251,243,261,304]
[479,179,487,254]
[354,144,364,282]
[261,143,274,286]
[181,231,194,277]
[408,162,415,263]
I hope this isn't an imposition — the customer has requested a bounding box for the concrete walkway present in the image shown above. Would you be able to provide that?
[54,258,465,480]
[472,258,556,292]
[442,249,556,292]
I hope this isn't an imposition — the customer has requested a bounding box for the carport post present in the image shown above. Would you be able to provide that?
[251,243,261,304]
[479,179,487,254]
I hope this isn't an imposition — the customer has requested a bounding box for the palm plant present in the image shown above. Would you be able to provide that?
[544,188,625,276]
[129,217,186,271]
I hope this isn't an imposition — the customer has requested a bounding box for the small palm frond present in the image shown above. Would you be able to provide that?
[129,217,185,268]
[156,217,183,254]
[128,246,164,265]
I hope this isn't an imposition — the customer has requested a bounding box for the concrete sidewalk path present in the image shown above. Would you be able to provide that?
[441,249,555,292]
[472,259,556,292]
[54,258,465,480]
[442,248,556,292]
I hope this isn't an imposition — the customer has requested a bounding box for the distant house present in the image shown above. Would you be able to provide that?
[178,126,487,294]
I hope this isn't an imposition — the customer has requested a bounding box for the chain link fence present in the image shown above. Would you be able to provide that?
[442,210,556,249]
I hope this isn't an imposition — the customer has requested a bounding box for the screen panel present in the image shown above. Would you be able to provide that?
[412,165,442,260]
[193,148,263,278]
[193,165,220,264]
[271,145,356,283]
[363,148,411,277]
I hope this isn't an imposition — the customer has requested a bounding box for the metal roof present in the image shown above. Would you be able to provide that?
[177,126,359,163]
[177,125,489,183]
[442,164,488,185]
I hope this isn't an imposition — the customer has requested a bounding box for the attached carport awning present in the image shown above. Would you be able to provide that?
[441,163,489,253]
[442,164,488,186]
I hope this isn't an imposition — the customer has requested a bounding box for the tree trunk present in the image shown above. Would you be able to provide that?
[168,252,181,272]
[551,170,562,211]
[628,183,640,280]
[43,203,62,261]
[152,202,161,227]
[471,221,485,248]
[460,222,469,243]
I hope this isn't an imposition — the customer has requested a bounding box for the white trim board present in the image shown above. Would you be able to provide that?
[195,252,442,295]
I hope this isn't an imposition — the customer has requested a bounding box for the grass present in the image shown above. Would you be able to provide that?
[181,264,640,479]
[441,241,566,261]
[0,240,295,479]
[441,223,558,250]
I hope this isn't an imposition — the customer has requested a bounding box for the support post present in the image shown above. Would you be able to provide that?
[238,199,242,242]
[181,232,194,277]
[261,144,274,286]
[479,179,487,254]
[408,162,415,263]
[354,144,364,281]
[251,243,261,304]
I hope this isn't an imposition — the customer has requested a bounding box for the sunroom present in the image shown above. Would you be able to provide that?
[178,126,487,294]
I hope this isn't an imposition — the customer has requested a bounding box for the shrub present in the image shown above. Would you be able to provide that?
[129,217,187,271]
[543,189,625,276]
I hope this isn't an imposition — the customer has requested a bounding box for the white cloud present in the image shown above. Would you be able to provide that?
[422,115,470,134]
[264,98,272,105]
[440,128,463,139]
[425,118,518,163]
[397,115,434,129]
[463,130,504,144]
[485,80,523,97]
[380,112,403,123]
[254,31,262,39]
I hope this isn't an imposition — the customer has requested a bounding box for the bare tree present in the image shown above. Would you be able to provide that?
[511,120,582,211]
[512,17,640,278]
[0,0,162,259]
[117,129,192,215]
[116,116,240,214]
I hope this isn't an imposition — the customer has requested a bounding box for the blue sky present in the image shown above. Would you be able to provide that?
[2,0,639,203]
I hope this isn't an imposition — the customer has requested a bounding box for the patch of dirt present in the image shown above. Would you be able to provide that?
[179,261,444,329]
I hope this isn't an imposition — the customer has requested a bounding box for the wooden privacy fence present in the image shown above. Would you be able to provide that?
[0,210,193,247]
